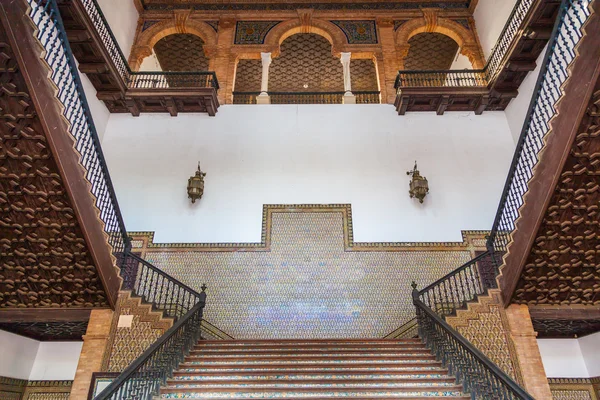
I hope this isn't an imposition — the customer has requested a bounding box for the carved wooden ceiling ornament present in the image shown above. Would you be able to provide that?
[512,83,600,306]
[0,17,110,309]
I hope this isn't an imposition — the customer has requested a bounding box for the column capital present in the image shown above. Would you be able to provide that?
[340,52,352,64]
[261,52,272,66]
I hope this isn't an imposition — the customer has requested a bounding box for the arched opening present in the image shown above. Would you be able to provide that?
[143,33,209,72]
[404,32,470,70]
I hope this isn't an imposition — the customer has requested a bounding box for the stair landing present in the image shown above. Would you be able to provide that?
[161,339,468,399]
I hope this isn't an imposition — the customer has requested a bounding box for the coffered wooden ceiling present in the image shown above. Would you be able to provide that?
[139,0,474,11]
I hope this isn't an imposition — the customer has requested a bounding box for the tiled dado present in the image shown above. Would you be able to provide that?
[0,378,72,400]
[549,378,600,400]
[130,204,487,338]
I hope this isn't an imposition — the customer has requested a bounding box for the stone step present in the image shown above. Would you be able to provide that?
[196,339,421,347]
[170,372,451,381]
[167,377,457,386]
[180,360,443,369]
[193,344,428,353]
[177,365,447,374]
[160,388,467,398]
[188,350,433,358]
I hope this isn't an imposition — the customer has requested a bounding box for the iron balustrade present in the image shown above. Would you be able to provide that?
[63,0,220,89]
[128,71,219,90]
[383,317,418,339]
[122,253,204,320]
[487,0,591,257]
[95,296,207,400]
[395,0,535,89]
[413,294,534,400]
[28,0,130,261]
[232,91,381,104]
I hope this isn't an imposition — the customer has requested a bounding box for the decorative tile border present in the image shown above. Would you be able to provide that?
[549,378,600,400]
[331,20,378,44]
[129,204,489,253]
[234,21,281,44]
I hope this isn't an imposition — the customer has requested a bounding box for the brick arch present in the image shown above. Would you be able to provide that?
[263,18,348,57]
[395,18,484,69]
[129,19,218,70]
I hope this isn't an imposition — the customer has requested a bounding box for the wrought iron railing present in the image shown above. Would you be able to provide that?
[232,91,381,104]
[95,291,207,400]
[383,317,418,339]
[128,71,219,90]
[395,0,536,89]
[122,253,204,320]
[403,1,591,397]
[487,0,591,256]
[201,319,235,340]
[413,292,534,400]
[65,0,219,89]
[28,0,130,261]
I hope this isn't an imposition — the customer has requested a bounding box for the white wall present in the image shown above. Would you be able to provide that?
[0,330,40,379]
[28,342,83,381]
[449,51,473,70]
[579,332,600,377]
[96,0,138,58]
[504,47,547,145]
[102,105,515,244]
[538,332,600,378]
[79,65,111,143]
[0,330,82,380]
[139,49,163,71]
[474,0,519,59]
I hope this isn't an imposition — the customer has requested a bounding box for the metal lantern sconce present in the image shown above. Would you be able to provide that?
[406,161,429,203]
[187,163,206,204]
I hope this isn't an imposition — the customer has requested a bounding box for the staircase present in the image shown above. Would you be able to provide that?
[160,339,470,399]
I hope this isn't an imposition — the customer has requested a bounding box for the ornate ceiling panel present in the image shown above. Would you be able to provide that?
[139,0,473,11]
[512,82,600,306]
[0,321,88,341]
[532,318,600,339]
[404,32,459,71]
[0,19,110,309]
[154,33,209,71]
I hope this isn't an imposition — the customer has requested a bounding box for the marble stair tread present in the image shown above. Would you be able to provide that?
[197,340,421,346]
[184,356,437,365]
[189,351,432,358]
[165,381,458,389]
[170,373,451,381]
[192,349,430,356]
[194,344,426,351]
[177,365,446,373]
[160,389,467,398]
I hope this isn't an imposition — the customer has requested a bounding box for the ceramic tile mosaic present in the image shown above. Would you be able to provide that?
[551,391,594,400]
[134,205,485,338]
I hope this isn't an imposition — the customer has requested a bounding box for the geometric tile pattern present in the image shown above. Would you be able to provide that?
[106,291,173,372]
[404,33,459,71]
[142,20,160,32]
[271,34,347,92]
[234,59,262,92]
[234,21,281,44]
[154,33,209,71]
[350,59,378,91]
[21,381,72,400]
[447,291,520,382]
[270,34,343,92]
[533,318,600,339]
[330,20,378,44]
[0,321,88,341]
[551,390,594,400]
[130,205,487,338]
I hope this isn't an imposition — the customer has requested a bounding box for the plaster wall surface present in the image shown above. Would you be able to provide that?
[538,338,589,377]
[0,330,39,379]
[101,105,515,244]
[96,0,138,59]
[79,64,110,143]
[139,50,163,71]
[578,332,600,377]
[504,47,546,145]
[449,51,473,70]
[474,0,519,59]
[28,342,83,381]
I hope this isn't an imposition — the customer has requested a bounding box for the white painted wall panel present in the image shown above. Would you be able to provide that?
[474,0,519,59]
[28,342,83,381]
[96,0,138,59]
[579,332,600,377]
[79,65,110,143]
[102,105,515,244]
[538,338,590,377]
[0,330,39,379]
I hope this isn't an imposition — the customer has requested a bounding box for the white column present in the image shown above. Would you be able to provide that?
[257,52,272,104]
[340,52,356,104]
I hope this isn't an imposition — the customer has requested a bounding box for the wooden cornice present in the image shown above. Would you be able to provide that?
[0,0,122,308]
[529,305,600,321]
[0,308,93,323]
[497,0,600,306]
